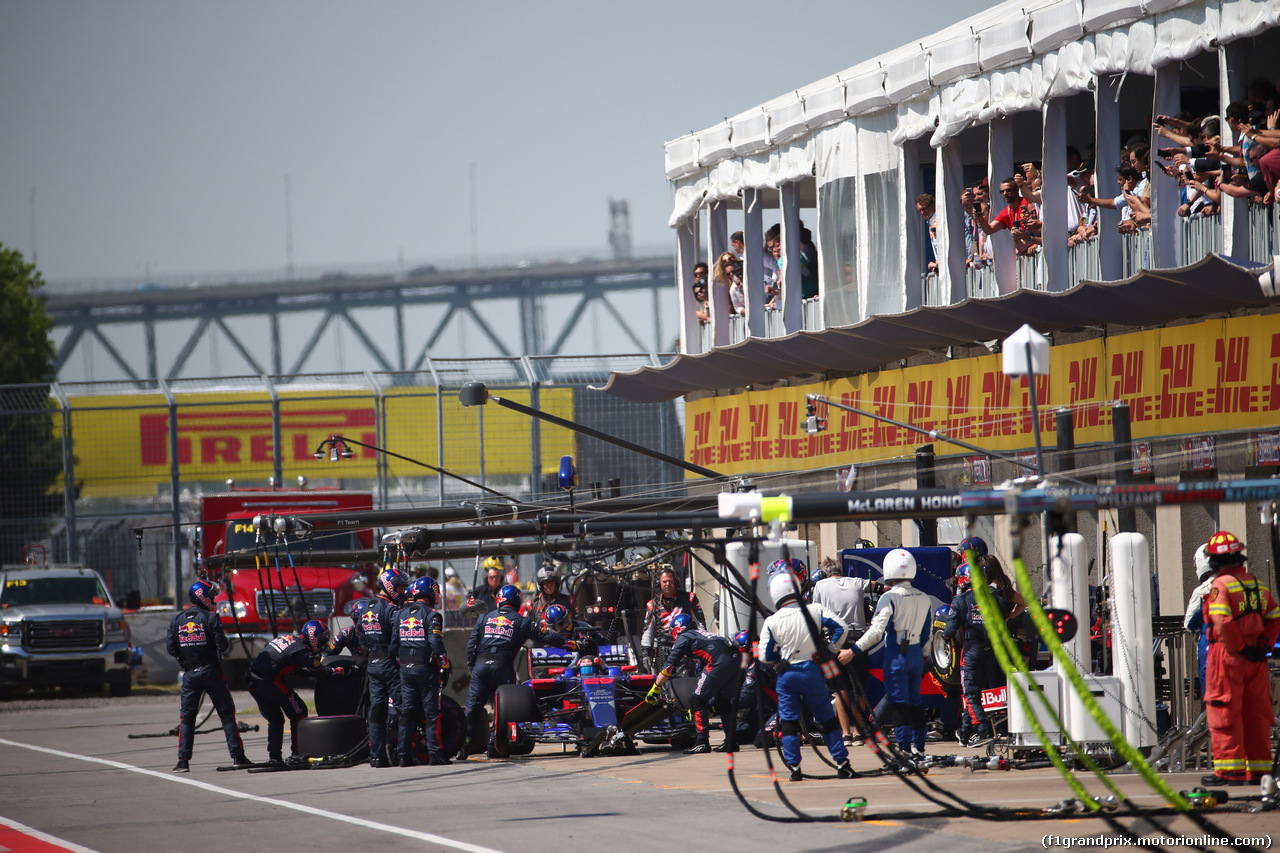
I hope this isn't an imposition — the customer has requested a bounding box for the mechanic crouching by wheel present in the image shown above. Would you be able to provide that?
[640,565,705,675]
[759,572,856,781]
[645,614,739,754]
[355,567,410,767]
[245,620,352,767]
[391,576,452,767]
[462,584,567,759]
[166,580,250,772]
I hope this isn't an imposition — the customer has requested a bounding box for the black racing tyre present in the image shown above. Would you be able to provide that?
[412,695,467,762]
[666,676,698,712]
[492,684,538,757]
[667,728,696,750]
[297,714,368,760]
[927,632,961,687]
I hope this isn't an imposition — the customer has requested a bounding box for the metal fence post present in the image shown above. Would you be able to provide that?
[51,383,78,563]
[522,356,542,501]
[158,379,183,601]
[425,357,444,506]
[263,375,283,487]
[365,371,386,509]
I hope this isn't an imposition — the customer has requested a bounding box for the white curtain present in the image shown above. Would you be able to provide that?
[858,112,906,318]
[815,123,860,327]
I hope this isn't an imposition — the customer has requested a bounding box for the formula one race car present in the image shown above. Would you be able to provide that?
[493,644,695,757]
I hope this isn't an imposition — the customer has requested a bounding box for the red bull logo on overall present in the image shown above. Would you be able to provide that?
[179,620,208,644]
[400,616,425,639]
[485,615,515,639]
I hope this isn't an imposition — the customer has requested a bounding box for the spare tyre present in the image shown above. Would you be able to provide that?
[297,714,368,760]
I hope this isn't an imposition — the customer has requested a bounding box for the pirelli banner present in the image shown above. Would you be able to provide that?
[62,386,574,496]
[684,315,1280,477]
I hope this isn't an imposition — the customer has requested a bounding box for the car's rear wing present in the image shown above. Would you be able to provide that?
[530,643,630,669]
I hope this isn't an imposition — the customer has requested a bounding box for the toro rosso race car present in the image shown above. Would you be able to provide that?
[493,644,695,756]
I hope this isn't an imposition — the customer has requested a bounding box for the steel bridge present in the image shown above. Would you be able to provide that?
[46,256,676,382]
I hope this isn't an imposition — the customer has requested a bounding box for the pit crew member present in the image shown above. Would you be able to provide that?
[391,576,451,766]
[645,614,739,754]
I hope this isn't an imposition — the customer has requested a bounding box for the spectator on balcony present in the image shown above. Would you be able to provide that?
[1218,163,1264,205]
[970,177,1039,256]
[730,231,745,259]
[713,252,744,315]
[1211,104,1279,201]
[1068,164,1099,247]
[690,263,710,326]
[800,226,819,299]
[915,194,939,273]
[1129,143,1153,201]
[961,181,992,267]
[1078,165,1142,233]
[763,224,781,306]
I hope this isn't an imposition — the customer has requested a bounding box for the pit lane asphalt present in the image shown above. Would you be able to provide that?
[1,690,1277,853]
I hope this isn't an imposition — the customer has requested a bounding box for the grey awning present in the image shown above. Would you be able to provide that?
[596,254,1276,403]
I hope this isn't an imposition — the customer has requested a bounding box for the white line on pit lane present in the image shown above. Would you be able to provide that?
[0,737,503,853]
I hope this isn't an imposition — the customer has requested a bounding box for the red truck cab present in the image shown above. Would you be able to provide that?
[196,488,375,681]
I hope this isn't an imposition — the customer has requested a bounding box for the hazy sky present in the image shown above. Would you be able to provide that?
[1,1,996,285]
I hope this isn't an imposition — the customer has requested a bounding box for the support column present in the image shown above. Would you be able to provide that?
[1220,45,1250,258]
[676,218,699,354]
[938,142,968,304]
[1095,75,1122,281]
[1151,64,1181,268]
[742,188,766,338]
[1042,99,1069,291]
[989,119,1018,294]
[779,182,803,332]
[709,201,729,266]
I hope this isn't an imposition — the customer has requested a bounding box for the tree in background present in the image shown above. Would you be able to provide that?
[0,242,66,564]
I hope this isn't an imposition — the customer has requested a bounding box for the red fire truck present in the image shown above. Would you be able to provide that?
[195,487,375,683]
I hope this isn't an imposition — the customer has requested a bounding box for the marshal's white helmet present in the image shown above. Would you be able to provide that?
[1193,544,1213,581]
[768,571,801,607]
[882,549,917,582]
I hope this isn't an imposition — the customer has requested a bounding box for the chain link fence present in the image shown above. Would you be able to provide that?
[0,354,681,605]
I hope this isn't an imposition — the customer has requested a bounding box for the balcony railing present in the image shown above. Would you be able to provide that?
[1181,212,1221,264]
[763,306,785,337]
[802,296,822,331]
[1250,204,1277,263]
[696,208,1274,351]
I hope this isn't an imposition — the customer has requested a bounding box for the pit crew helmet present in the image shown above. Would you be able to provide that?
[958,536,989,558]
[768,557,806,579]
[496,584,522,609]
[189,580,220,612]
[536,564,561,592]
[377,567,410,602]
[544,603,572,633]
[483,556,503,573]
[408,576,438,607]
[734,630,750,651]
[670,613,695,640]
[810,568,824,587]
[1193,544,1213,581]
[882,549,917,582]
[302,619,329,654]
[769,571,801,607]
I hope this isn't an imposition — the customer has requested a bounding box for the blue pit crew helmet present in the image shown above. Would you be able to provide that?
[408,576,438,606]
[496,584,522,609]
[734,630,750,651]
[670,613,695,640]
[189,580,219,612]
[544,603,571,633]
[302,619,329,654]
[377,567,410,602]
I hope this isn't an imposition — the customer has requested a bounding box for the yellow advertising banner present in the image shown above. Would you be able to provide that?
[64,387,573,492]
[684,315,1280,476]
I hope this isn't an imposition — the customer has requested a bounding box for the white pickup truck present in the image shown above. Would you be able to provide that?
[0,565,134,696]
